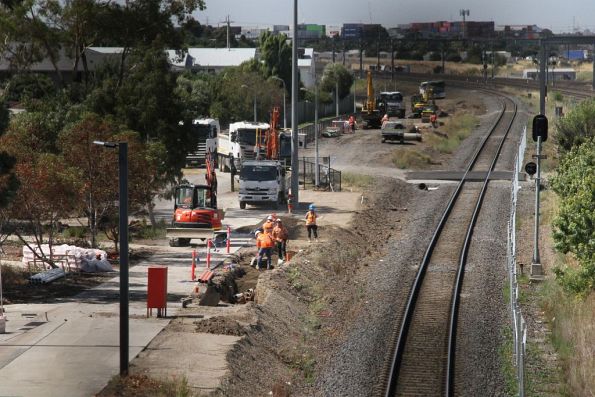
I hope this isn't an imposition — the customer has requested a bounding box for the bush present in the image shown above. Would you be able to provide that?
[5,74,54,102]
[554,98,595,153]
[550,138,595,295]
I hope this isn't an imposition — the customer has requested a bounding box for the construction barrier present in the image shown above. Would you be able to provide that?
[191,249,197,281]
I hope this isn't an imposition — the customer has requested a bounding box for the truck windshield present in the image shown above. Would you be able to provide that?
[236,128,266,146]
[240,165,277,181]
[386,93,402,102]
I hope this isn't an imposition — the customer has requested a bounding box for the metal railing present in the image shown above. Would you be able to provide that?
[299,156,341,192]
[507,126,527,396]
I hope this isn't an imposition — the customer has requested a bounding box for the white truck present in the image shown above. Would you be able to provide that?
[238,159,290,209]
[217,121,270,172]
[185,118,219,168]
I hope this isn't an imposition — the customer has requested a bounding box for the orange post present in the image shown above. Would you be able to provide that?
[206,239,212,270]
[191,250,196,281]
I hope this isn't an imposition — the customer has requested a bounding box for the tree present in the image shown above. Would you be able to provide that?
[554,98,595,154]
[0,97,19,209]
[175,72,213,119]
[59,114,160,250]
[258,31,292,95]
[209,65,283,125]
[551,139,595,294]
[319,63,354,100]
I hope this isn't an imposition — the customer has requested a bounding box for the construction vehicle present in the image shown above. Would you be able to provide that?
[217,121,270,172]
[185,118,219,168]
[378,91,405,118]
[360,71,383,129]
[238,107,291,209]
[166,152,224,247]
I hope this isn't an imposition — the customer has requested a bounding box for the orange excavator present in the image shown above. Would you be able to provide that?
[166,151,224,247]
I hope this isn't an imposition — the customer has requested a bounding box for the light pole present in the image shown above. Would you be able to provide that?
[271,76,287,129]
[335,79,339,117]
[291,0,299,206]
[353,74,357,114]
[93,140,129,376]
[241,84,257,122]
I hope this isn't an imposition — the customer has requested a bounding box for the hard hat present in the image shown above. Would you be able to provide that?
[309,204,316,210]
[267,215,274,220]
[275,218,282,223]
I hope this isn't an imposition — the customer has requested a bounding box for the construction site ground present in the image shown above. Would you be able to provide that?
[1,82,544,396]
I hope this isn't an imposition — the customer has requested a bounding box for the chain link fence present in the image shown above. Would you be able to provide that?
[298,156,341,192]
[507,126,527,396]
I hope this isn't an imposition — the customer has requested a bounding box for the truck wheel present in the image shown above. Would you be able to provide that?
[179,238,191,246]
[240,201,246,209]
[169,238,179,247]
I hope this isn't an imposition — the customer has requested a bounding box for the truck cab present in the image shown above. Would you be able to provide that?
[379,91,405,118]
[217,121,270,172]
[238,160,289,209]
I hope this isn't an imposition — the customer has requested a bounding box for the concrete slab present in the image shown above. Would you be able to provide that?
[132,332,241,393]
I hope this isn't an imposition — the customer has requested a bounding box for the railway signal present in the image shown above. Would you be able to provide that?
[532,114,548,142]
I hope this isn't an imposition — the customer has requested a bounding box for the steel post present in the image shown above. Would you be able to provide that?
[290,0,299,205]
[539,44,547,115]
[118,142,129,376]
[531,136,544,277]
[315,85,319,187]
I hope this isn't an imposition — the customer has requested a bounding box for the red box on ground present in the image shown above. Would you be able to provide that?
[147,265,168,317]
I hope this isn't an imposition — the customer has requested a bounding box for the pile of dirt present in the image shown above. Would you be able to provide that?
[194,316,247,336]
[216,177,417,396]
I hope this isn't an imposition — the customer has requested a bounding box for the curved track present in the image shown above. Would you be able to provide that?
[380,90,518,396]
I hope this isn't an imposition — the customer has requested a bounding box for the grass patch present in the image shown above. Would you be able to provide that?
[341,172,374,189]
[499,326,519,396]
[425,113,478,154]
[287,265,304,292]
[538,281,594,397]
[392,150,432,169]
[99,374,195,397]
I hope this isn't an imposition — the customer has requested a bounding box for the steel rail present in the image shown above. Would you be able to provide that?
[445,95,518,396]
[384,90,518,396]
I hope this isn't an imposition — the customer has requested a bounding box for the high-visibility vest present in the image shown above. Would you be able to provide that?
[305,211,317,225]
[257,232,274,248]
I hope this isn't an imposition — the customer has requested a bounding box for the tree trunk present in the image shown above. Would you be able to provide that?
[147,201,157,227]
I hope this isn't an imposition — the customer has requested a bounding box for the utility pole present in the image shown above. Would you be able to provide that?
[460,9,469,39]
[290,0,299,206]
[335,79,339,117]
[220,15,234,50]
[391,39,395,82]
[359,39,363,79]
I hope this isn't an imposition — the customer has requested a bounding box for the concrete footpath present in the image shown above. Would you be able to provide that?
[0,235,252,397]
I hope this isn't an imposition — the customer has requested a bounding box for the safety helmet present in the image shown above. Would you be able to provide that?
[309,204,316,210]
[267,215,274,220]
[275,218,282,223]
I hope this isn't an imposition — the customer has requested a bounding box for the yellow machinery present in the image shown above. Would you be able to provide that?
[360,71,383,129]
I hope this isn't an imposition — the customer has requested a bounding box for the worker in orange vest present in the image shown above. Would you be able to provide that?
[305,204,319,242]
[255,230,274,270]
[272,218,289,263]
[348,115,356,133]
[381,113,389,127]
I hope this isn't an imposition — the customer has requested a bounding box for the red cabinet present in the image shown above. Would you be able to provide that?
[147,265,168,317]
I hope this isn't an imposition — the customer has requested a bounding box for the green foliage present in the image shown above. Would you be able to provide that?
[258,31,292,95]
[5,74,54,102]
[175,72,213,119]
[550,139,595,294]
[554,98,595,153]
[319,63,353,101]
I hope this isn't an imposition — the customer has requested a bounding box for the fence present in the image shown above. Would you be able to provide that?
[287,93,355,128]
[507,126,527,396]
[299,156,341,192]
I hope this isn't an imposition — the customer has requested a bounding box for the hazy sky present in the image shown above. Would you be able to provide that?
[197,0,595,33]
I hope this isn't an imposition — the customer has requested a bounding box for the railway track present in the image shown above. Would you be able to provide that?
[379,91,518,397]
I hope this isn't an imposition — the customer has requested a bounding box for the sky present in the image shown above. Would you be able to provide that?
[196,0,595,33]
